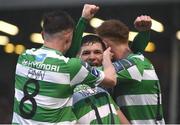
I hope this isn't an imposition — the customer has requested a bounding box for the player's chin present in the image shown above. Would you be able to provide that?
[92,62,101,67]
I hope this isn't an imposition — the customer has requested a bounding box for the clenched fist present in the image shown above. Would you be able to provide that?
[134,15,152,31]
[82,4,99,20]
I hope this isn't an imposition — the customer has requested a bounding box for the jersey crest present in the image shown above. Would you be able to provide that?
[35,54,47,62]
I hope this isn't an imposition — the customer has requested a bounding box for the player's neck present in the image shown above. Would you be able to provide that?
[124,47,132,58]
[44,39,66,53]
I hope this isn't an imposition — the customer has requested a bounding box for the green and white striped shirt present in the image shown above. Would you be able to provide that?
[112,53,165,124]
[73,84,120,124]
[12,46,104,124]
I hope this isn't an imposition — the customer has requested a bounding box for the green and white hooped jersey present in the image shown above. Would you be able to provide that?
[112,53,165,124]
[73,84,120,124]
[12,46,104,124]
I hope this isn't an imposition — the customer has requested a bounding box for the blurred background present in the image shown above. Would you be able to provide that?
[0,0,179,123]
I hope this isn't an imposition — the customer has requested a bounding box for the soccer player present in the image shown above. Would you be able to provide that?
[96,17,165,124]
[12,5,117,124]
[73,34,130,124]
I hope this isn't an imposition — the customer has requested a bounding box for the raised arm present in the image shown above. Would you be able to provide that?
[130,15,152,53]
[65,4,99,57]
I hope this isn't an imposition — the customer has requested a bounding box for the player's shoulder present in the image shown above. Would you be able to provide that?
[19,48,37,57]
[67,57,80,63]
[128,53,145,61]
[67,58,96,74]
[17,48,36,59]
[128,53,149,64]
[67,58,86,68]
[128,53,154,69]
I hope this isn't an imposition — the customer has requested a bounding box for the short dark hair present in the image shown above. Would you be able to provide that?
[42,10,74,34]
[81,35,106,51]
[95,19,129,43]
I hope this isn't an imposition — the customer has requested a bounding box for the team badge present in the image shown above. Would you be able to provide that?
[35,54,47,62]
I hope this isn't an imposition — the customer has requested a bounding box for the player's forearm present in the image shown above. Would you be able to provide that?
[65,17,87,57]
[117,109,130,124]
[101,56,117,88]
[130,31,150,54]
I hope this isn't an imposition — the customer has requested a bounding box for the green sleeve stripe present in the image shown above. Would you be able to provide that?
[67,58,82,80]
[65,17,87,57]
[70,66,89,86]
[68,58,103,86]
[116,69,132,81]
[131,31,150,53]
[80,72,99,87]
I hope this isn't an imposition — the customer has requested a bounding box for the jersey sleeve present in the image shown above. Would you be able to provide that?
[67,58,105,87]
[65,17,87,57]
[112,58,143,83]
[130,31,150,54]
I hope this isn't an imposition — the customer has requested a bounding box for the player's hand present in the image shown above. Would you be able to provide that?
[82,4,99,20]
[103,47,113,61]
[134,15,152,31]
